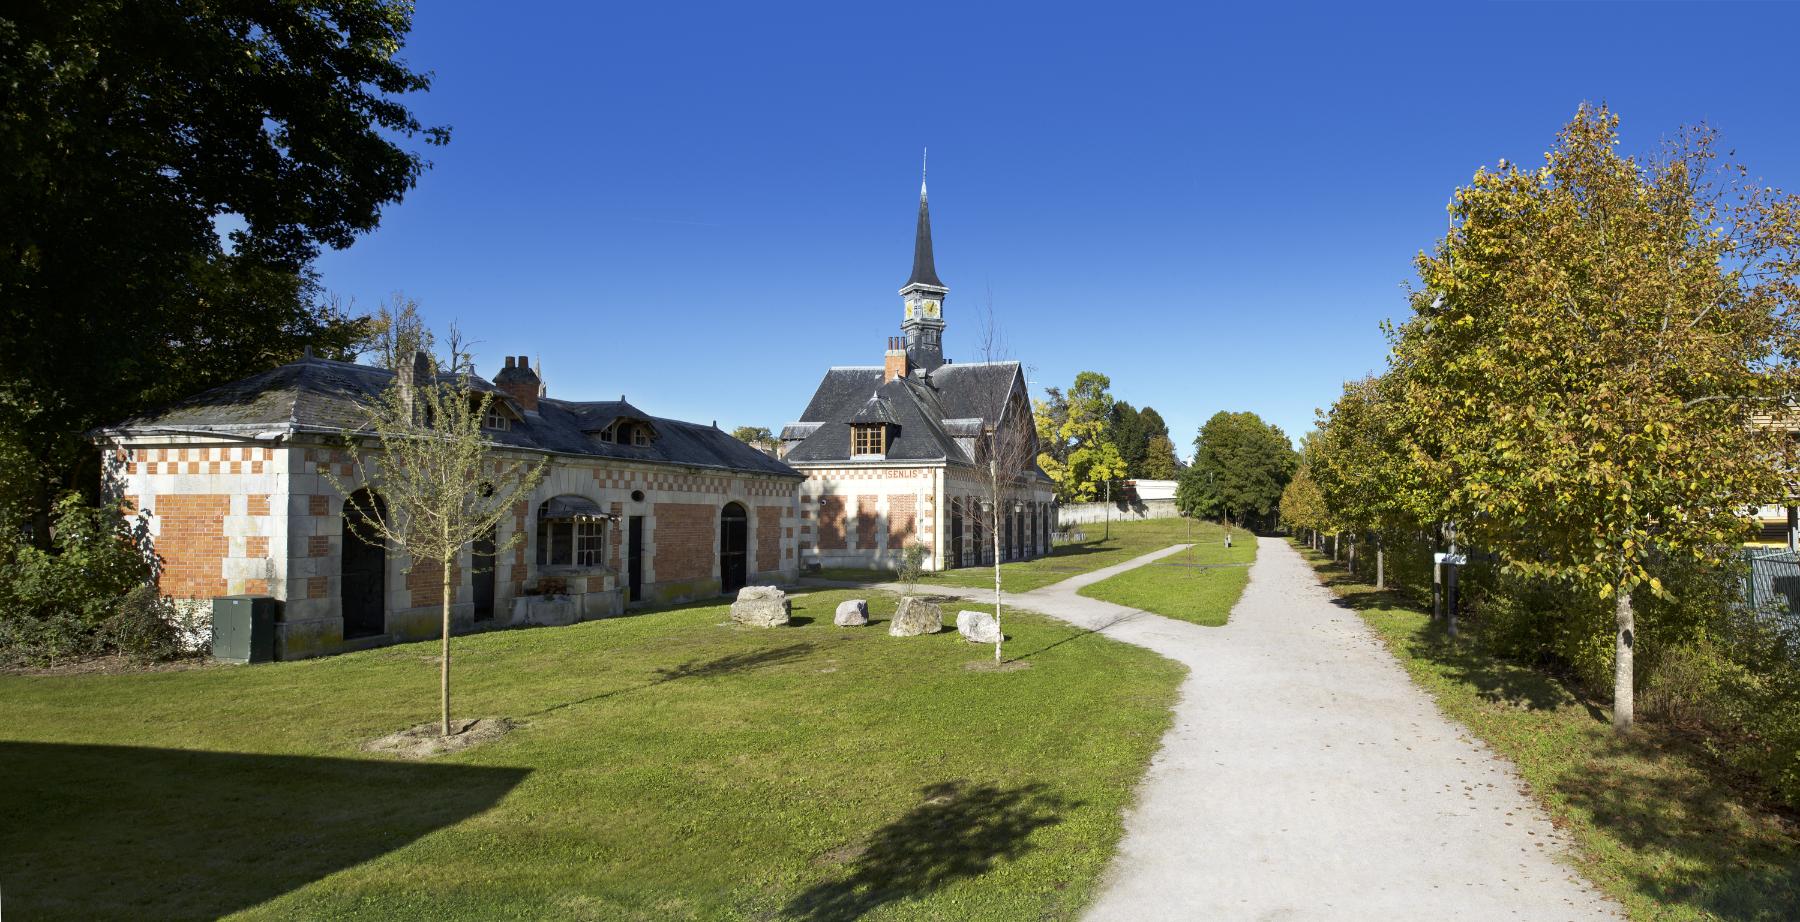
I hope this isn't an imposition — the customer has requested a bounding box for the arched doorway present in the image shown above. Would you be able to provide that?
[471,524,497,622]
[341,489,387,639]
[720,503,748,594]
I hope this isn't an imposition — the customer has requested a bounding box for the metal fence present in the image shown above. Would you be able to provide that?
[1741,549,1800,642]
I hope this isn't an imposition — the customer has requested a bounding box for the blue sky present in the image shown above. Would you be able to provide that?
[314,1,1800,457]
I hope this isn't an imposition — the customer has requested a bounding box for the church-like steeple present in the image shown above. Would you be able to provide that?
[900,151,948,372]
[907,178,944,288]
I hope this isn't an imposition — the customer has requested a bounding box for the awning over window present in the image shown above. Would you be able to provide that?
[541,495,611,521]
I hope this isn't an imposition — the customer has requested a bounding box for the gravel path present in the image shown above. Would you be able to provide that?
[870,539,1623,920]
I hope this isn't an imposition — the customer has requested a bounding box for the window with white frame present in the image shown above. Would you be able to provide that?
[537,497,608,568]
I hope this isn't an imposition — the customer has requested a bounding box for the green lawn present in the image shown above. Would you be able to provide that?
[1076,531,1257,626]
[1292,541,1800,921]
[0,588,1185,921]
[813,517,1231,593]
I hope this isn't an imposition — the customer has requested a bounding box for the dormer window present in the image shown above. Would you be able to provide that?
[631,426,651,447]
[851,424,888,457]
[598,427,615,443]
[482,405,512,431]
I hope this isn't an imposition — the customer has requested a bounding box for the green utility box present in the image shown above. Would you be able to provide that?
[212,595,277,663]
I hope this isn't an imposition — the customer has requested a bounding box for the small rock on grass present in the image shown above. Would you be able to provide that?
[834,599,869,626]
[956,610,1001,644]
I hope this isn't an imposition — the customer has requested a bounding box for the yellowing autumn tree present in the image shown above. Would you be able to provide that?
[1394,105,1800,732]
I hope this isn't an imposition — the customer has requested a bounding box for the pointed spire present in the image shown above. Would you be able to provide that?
[906,150,944,289]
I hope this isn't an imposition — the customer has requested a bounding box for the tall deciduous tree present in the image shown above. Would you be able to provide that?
[1109,401,1148,477]
[1394,105,1800,732]
[1178,411,1297,529]
[1279,463,1329,547]
[328,353,545,737]
[0,0,444,536]
[1311,377,1416,589]
[1034,371,1123,501]
[1142,434,1182,479]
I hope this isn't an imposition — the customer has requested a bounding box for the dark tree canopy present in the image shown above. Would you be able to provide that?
[0,0,445,531]
[1108,401,1147,476]
[1177,411,1296,527]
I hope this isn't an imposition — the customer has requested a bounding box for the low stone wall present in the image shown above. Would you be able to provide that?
[1057,498,1180,527]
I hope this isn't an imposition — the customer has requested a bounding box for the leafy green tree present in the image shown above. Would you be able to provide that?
[0,0,444,539]
[1142,435,1182,479]
[1109,401,1148,476]
[328,353,545,737]
[1279,464,1329,547]
[1064,441,1129,503]
[1311,377,1416,588]
[1034,371,1123,501]
[1178,411,1297,528]
[1394,105,1800,732]
[731,426,774,444]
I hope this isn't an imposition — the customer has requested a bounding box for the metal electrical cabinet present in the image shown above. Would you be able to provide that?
[211,595,277,663]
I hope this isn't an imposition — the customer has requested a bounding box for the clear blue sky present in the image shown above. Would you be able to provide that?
[314,1,1800,457]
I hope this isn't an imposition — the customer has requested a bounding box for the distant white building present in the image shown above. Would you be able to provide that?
[1128,479,1178,502]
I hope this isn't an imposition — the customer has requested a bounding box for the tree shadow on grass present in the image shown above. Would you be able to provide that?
[1553,733,1800,921]
[530,643,815,715]
[1011,612,1145,661]
[652,643,815,682]
[784,780,1075,921]
[0,741,528,921]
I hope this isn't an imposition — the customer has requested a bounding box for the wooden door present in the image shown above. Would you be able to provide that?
[340,490,386,639]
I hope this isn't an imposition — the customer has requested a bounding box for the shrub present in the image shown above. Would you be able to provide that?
[0,493,172,666]
[896,540,928,596]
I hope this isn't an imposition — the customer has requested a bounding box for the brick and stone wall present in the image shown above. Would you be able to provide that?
[105,436,802,660]
[652,502,715,583]
[791,464,974,571]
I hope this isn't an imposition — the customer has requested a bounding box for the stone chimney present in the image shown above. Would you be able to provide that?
[883,336,910,384]
[494,354,541,413]
[395,349,433,422]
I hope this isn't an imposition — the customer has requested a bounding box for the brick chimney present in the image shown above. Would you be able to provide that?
[883,336,910,383]
[494,354,541,413]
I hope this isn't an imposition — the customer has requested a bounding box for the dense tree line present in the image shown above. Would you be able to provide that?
[1290,106,1800,804]
[1176,411,1296,530]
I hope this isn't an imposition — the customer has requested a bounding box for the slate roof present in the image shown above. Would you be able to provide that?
[905,189,944,290]
[101,356,800,478]
[783,361,1039,468]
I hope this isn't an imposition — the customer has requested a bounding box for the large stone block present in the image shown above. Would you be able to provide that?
[731,585,791,628]
[889,597,942,637]
[957,610,1001,644]
[834,598,869,627]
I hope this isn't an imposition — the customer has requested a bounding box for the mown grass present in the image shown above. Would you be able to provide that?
[0,588,1184,921]
[1292,541,1800,921]
[812,517,1225,593]
[1075,530,1257,626]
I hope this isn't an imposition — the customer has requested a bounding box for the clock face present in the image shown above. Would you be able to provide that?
[923,300,940,318]
[904,300,916,320]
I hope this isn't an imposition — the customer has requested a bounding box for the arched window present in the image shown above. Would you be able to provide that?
[537,495,608,568]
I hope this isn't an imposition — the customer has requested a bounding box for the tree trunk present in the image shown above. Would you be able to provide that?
[992,463,1003,663]
[1348,537,1356,575]
[1332,533,1339,562]
[1613,589,1635,733]
[441,559,452,737]
[1375,544,1385,590]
